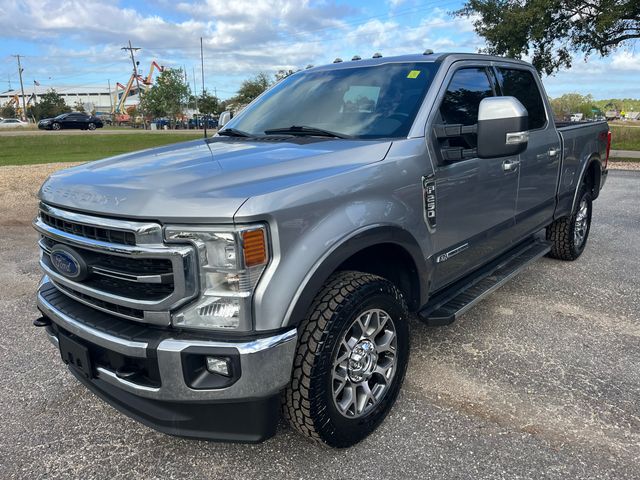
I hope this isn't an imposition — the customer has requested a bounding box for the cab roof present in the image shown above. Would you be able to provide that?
[310,52,534,71]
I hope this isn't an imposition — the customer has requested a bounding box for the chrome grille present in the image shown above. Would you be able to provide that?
[40,210,136,245]
[35,203,198,325]
[54,282,145,320]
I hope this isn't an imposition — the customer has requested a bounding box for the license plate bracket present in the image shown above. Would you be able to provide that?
[58,332,93,379]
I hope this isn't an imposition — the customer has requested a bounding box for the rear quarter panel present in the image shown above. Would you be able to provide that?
[555,121,609,218]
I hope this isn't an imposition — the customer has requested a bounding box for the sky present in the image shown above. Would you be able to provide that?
[0,0,638,100]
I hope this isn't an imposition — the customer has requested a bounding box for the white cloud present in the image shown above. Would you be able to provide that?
[5,0,632,100]
[610,50,640,72]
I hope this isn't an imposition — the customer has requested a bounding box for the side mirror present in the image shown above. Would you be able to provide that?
[218,111,232,128]
[477,97,528,158]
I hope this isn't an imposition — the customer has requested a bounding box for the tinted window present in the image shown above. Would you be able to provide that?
[227,62,438,139]
[440,68,493,126]
[496,68,546,129]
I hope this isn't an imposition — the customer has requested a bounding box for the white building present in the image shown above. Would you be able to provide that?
[0,84,140,114]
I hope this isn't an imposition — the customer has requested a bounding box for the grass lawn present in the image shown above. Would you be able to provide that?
[0,133,201,166]
[610,125,640,151]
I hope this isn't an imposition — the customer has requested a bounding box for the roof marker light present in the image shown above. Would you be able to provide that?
[333,58,343,63]
[423,49,434,55]
[351,55,362,61]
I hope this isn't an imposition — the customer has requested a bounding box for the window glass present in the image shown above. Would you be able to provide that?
[440,68,493,126]
[343,86,381,113]
[496,68,546,129]
[227,62,438,139]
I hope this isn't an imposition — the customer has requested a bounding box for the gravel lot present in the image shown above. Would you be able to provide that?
[0,169,638,479]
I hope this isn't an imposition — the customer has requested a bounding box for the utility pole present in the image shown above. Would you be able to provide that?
[107,79,114,121]
[121,40,144,127]
[12,55,27,121]
[192,66,198,99]
[200,37,207,138]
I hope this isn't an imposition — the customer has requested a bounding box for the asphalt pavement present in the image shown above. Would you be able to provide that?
[0,171,638,479]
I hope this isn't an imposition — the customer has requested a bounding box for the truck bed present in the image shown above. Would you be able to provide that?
[555,120,609,218]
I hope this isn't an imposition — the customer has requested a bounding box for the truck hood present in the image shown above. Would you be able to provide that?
[38,137,392,222]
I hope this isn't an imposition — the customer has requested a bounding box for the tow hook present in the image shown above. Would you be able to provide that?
[33,316,51,327]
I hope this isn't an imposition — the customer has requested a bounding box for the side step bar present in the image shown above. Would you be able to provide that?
[419,239,550,326]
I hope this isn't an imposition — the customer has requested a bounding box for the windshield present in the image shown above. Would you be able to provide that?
[226,62,438,139]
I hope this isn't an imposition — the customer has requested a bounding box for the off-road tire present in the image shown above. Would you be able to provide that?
[546,184,593,261]
[283,271,409,448]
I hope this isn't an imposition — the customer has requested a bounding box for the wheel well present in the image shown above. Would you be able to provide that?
[584,159,602,199]
[336,243,420,312]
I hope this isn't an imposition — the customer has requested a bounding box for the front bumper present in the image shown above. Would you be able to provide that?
[37,278,297,442]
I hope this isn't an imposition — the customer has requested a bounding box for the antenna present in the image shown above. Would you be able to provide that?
[200,37,207,139]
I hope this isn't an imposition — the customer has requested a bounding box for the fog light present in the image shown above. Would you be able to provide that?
[205,356,231,376]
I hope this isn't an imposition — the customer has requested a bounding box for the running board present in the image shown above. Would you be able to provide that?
[419,239,551,326]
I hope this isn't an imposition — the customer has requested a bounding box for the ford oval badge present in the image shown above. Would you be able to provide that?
[50,245,87,280]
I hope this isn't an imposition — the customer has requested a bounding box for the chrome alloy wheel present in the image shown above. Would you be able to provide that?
[331,309,397,418]
[574,198,589,248]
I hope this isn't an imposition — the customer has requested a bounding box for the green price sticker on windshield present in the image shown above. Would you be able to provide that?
[407,70,421,79]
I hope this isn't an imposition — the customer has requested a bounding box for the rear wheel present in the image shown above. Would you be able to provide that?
[546,184,593,260]
[283,271,409,448]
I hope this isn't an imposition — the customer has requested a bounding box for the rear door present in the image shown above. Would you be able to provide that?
[493,66,561,237]
[428,65,520,290]
[63,113,82,129]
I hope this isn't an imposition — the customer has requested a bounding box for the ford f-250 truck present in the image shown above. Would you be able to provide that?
[34,52,610,448]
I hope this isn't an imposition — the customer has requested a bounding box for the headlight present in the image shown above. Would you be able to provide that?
[165,225,270,331]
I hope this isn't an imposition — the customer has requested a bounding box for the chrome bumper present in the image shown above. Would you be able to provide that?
[38,278,297,402]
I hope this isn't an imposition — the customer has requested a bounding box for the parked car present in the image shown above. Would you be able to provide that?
[95,114,113,126]
[153,118,170,129]
[38,112,104,131]
[34,52,610,448]
[188,117,219,129]
[0,118,29,128]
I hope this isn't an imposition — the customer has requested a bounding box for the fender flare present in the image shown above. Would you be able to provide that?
[281,225,429,328]
[571,155,602,212]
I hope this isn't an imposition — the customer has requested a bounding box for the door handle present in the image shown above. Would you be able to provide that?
[502,159,520,172]
[548,148,559,157]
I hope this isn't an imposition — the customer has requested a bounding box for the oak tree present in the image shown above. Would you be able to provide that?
[457,1,640,74]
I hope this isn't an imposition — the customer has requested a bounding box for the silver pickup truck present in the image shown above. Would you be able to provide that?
[34,52,610,447]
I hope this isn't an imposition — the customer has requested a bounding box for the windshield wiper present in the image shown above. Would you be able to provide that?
[264,125,351,139]
[218,127,252,137]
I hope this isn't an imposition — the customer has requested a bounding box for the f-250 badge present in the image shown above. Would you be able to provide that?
[423,177,436,228]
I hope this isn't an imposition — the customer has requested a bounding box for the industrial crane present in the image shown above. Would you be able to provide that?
[111,61,164,116]
[6,94,22,117]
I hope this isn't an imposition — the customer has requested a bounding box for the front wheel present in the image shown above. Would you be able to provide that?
[546,184,593,260]
[51,123,61,130]
[283,271,409,448]
[87,123,96,130]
